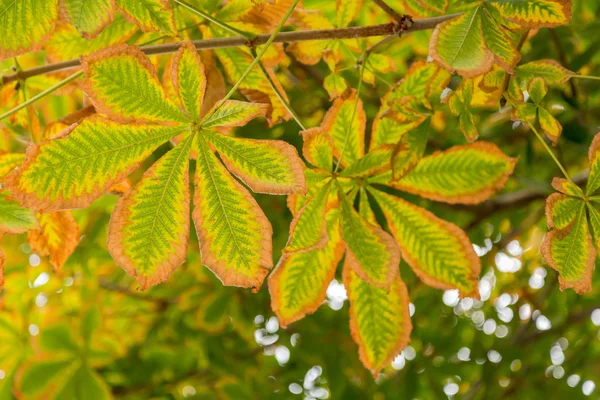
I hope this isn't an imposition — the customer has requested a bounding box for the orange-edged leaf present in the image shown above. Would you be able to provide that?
[489,0,572,28]
[171,41,207,121]
[542,203,595,294]
[391,118,431,182]
[201,100,268,129]
[482,3,520,72]
[0,246,4,289]
[323,73,348,100]
[81,44,188,124]
[586,204,600,249]
[338,183,400,290]
[59,0,114,38]
[587,133,600,196]
[340,145,394,179]
[27,211,79,270]
[429,5,494,77]
[301,127,334,172]
[205,131,305,195]
[552,177,584,198]
[344,262,412,379]
[193,136,273,288]
[321,90,366,167]
[545,193,580,230]
[287,8,333,65]
[392,142,516,205]
[337,0,362,27]
[108,135,193,290]
[269,208,345,327]
[538,107,562,144]
[370,188,480,298]
[284,181,332,253]
[514,59,574,84]
[0,153,25,179]
[0,191,37,235]
[0,0,58,60]
[5,116,186,212]
[115,0,176,35]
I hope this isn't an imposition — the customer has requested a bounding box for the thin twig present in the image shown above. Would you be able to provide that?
[373,0,405,22]
[1,14,460,86]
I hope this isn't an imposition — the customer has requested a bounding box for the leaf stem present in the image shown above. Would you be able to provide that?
[251,49,306,130]
[571,74,600,81]
[0,71,83,122]
[507,98,574,185]
[201,0,301,123]
[1,14,460,86]
[172,0,256,40]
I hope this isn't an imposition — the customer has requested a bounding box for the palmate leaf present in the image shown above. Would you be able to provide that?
[205,130,305,194]
[171,42,207,121]
[108,135,193,290]
[430,1,571,77]
[390,118,431,181]
[60,0,114,38]
[115,0,176,35]
[447,79,480,142]
[338,184,401,290]
[369,188,481,298]
[0,192,37,235]
[340,145,394,179]
[287,8,334,65]
[194,136,273,288]
[344,262,412,379]
[27,211,79,270]
[542,202,595,294]
[269,208,345,327]
[0,0,58,60]
[6,116,186,212]
[514,59,574,84]
[0,153,25,179]
[545,193,580,230]
[586,133,600,196]
[284,181,331,253]
[81,44,188,124]
[300,127,334,172]
[390,141,517,205]
[321,90,366,167]
[201,100,269,129]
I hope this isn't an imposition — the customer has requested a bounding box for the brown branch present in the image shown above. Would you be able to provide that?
[1,14,460,85]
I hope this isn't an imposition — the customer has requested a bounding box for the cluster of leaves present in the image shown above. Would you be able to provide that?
[1,0,600,392]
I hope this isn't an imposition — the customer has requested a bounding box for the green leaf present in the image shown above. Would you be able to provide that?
[172,41,207,121]
[429,5,493,77]
[490,0,572,28]
[392,142,516,205]
[481,3,520,71]
[552,177,584,198]
[115,0,176,34]
[344,263,412,379]
[60,0,114,38]
[0,0,59,60]
[542,203,595,294]
[201,100,268,128]
[514,59,574,84]
[6,116,186,212]
[82,44,188,124]
[0,191,37,235]
[321,90,366,167]
[369,188,481,298]
[193,136,273,288]
[587,133,600,195]
[391,118,431,181]
[20,359,78,396]
[545,193,580,230]
[284,181,331,253]
[108,135,192,290]
[340,145,394,178]
[269,208,345,327]
[301,127,335,172]
[205,130,305,195]
[338,183,401,289]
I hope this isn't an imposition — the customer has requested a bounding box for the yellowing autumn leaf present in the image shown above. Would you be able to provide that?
[0,0,58,60]
[338,184,400,290]
[115,0,176,35]
[269,208,345,327]
[108,136,192,290]
[171,41,207,121]
[0,153,25,179]
[27,211,79,270]
[369,188,481,298]
[193,136,273,288]
[587,133,600,196]
[0,192,37,235]
[344,262,412,379]
[489,0,572,28]
[391,142,517,204]
[300,127,335,172]
[60,0,114,38]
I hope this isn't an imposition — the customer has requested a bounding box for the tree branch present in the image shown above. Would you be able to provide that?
[1,14,460,86]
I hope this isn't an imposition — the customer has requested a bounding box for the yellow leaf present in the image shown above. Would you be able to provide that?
[27,211,79,270]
